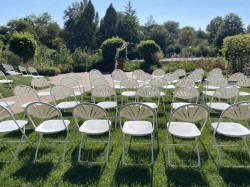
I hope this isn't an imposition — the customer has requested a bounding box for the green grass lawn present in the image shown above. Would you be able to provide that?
[0,82,250,186]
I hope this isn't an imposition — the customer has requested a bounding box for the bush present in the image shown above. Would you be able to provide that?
[222,34,250,72]
[137,40,161,72]
[0,50,22,68]
[37,66,61,76]
[8,31,37,62]
[101,37,126,71]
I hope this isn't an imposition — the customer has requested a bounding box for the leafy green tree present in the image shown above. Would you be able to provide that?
[8,31,37,62]
[178,26,196,46]
[206,16,223,44]
[163,21,179,37]
[7,19,33,34]
[117,1,140,43]
[246,25,250,34]
[64,0,99,50]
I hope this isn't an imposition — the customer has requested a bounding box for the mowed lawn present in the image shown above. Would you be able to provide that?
[0,77,249,186]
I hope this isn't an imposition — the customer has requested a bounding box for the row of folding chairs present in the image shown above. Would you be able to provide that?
[1,101,249,167]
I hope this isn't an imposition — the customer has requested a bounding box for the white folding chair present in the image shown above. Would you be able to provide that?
[18,65,33,78]
[120,78,139,105]
[26,101,72,161]
[111,69,128,89]
[0,70,13,90]
[0,105,32,161]
[119,103,156,165]
[210,101,250,167]
[91,85,118,128]
[152,69,165,78]
[228,72,245,85]
[28,66,44,78]
[174,69,186,79]
[66,73,84,91]
[73,103,112,163]
[235,77,250,100]
[91,78,110,89]
[166,104,209,167]
[31,77,51,99]
[176,78,197,88]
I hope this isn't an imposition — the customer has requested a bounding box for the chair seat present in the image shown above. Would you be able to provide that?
[79,119,111,135]
[206,102,230,111]
[114,85,126,89]
[73,91,82,96]
[121,91,136,97]
[141,102,158,109]
[32,75,44,79]
[22,102,33,108]
[203,85,220,90]
[0,120,28,133]
[38,91,50,97]
[72,85,84,89]
[167,122,201,138]
[163,85,176,90]
[122,121,153,136]
[22,74,33,77]
[211,122,250,137]
[56,101,80,109]
[35,120,70,134]
[0,80,13,84]
[97,101,117,109]
[239,91,250,96]
[172,102,191,109]
[7,71,21,75]
[202,91,215,97]
[0,101,15,107]
[160,91,165,96]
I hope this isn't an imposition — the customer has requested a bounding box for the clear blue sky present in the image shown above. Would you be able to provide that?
[0,0,249,31]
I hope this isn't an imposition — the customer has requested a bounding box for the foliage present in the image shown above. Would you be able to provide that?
[137,40,161,70]
[178,26,196,46]
[101,37,126,71]
[8,31,37,62]
[222,34,250,72]
[73,48,103,72]
[37,66,61,76]
[0,50,22,68]
[64,0,99,51]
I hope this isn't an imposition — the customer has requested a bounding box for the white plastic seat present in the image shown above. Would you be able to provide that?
[166,104,209,167]
[0,105,32,161]
[31,77,51,99]
[174,69,186,78]
[60,77,84,101]
[0,70,13,89]
[26,101,72,161]
[73,103,111,163]
[28,66,44,78]
[66,73,84,90]
[210,101,250,166]
[91,85,118,128]
[50,85,79,111]
[111,69,127,89]
[236,77,250,99]
[119,103,156,164]
[120,78,139,105]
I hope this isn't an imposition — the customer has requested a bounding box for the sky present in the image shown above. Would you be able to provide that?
[0,0,249,31]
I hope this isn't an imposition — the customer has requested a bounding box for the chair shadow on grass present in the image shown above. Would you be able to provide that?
[63,148,104,186]
[113,155,152,186]
[162,149,208,186]
[220,167,250,186]
[13,162,54,182]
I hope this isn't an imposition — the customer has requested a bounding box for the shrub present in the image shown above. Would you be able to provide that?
[8,31,37,62]
[222,34,250,72]
[1,50,22,68]
[37,66,60,76]
[137,40,161,72]
[101,37,126,71]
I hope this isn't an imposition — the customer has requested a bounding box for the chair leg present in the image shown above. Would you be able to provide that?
[195,138,200,167]
[78,133,84,162]
[13,135,24,161]
[166,133,171,166]
[34,135,43,161]
[243,137,250,158]
[122,133,125,164]
[213,136,222,166]
[151,133,154,164]
[106,132,111,162]
[62,132,69,161]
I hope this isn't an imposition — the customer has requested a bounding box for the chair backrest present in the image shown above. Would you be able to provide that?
[91,78,110,88]
[0,70,8,79]
[212,86,239,100]
[0,104,15,120]
[89,73,105,82]
[26,101,66,128]
[18,65,28,74]
[136,85,160,98]
[50,85,76,101]
[28,66,38,74]
[132,69,144,79]
[174,69,186,78]
[112,70,127,81]
[192,68,204,76]
[236,77,250,88]
[31,77,50,88]
[120,78,139,89]
[228,72,245,82]
[60,78,81,90]
[187,73,203,83]
[169,104,209,130]
[152,69,165,78]
[173,87,200,101]
[209,68,222,75]
[14,85,39,99]
[89,69,102,76]
[221,101,250,120]
[176,78,196,88]
[208,77,228,87]
[148,77,168,88]
[119,102,155,121]
[164,73,179,83]
[137,72,152,82]
[66,73,83,83]
[207,73,224,81]
[91,85,116,98]
[73,103,108,120]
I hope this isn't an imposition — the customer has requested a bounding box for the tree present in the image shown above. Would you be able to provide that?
[7,19,33,34]
[117,1,140,43]
[206,16,223,44]
[8,32,37,62]
[64,0,99,50]
[163,21,179,36]
[178,26,196,46]
[246,25,250,34]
